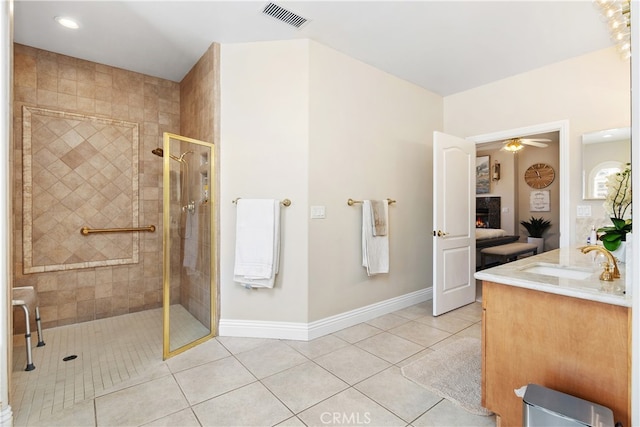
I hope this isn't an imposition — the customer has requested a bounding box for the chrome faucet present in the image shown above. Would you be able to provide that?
[580,245,620,281]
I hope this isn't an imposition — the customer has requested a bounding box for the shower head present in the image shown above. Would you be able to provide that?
[151,147,182,163]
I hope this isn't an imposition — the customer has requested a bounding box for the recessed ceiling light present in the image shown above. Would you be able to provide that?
[54,16,79,29]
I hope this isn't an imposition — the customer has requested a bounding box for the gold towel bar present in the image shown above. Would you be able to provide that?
[347,198,396,206]
[80,225,156,236]
[232,198,292,207]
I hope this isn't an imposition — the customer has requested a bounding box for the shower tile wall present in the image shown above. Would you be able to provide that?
[179,44,218,328]
[12,44,180,330]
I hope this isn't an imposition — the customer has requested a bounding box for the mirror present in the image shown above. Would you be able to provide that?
[582,127,630,200]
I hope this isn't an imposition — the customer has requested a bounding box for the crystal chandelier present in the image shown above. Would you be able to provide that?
[594,0,631,59]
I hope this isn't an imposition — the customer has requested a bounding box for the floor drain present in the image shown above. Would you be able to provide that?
[62,355,78,362]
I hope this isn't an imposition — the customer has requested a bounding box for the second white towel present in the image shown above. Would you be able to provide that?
[233,199,281,288]
[362,200,389,276]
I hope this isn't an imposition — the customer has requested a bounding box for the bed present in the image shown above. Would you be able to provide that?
[475,228,519,249]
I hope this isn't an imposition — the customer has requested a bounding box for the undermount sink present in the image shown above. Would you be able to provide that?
[519,263,595,280]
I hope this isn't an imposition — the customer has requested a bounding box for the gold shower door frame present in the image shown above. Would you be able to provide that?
[162,132,216,360]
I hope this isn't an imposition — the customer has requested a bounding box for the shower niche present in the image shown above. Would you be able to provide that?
[160,132,216,359]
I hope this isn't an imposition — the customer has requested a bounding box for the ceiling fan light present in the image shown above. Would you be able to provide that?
[504,140,524,152]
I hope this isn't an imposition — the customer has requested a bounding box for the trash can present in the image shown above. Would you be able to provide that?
[523,384,614,427]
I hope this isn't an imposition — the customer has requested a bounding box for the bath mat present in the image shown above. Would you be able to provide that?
[401,337,493,416]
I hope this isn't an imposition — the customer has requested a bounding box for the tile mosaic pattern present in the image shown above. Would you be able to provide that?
[12,44,181,327]
[11,300,496,427]
[22,106,139,273]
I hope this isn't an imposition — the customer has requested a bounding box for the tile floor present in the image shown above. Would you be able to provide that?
[12,300,496,427]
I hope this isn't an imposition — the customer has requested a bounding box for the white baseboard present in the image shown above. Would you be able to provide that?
[218,287,432,341]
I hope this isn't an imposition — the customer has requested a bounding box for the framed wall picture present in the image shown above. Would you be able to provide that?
[476,155,490,194]
[530,190,550,212]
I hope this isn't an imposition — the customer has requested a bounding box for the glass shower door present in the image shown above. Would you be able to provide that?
[162,132,216,359]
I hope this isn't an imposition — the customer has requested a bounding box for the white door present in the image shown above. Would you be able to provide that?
[433,131,476,316]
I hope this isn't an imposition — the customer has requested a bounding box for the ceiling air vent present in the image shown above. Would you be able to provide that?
[262,2,308,29]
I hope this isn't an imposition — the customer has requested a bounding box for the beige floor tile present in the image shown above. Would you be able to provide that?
[216,336,277,354]
[234,340,309,379]
[166,337,231,373]
[192,382,293,427]
[12,300,491,427]
[21,398,96,427]
[393,302,432,320]
[331,322,383,343]
[12,307,166,421]
[395,347,435,368]
[95,361,171,397]
[283,334,349,359]
[455,322,482,339]
[262,361,349,413]
[449,302,483,323]
[411,398,496,427]
[428,334,469,352]
[297,388,405,427]
[366,313,411,330]
[314,345,390,385]
[95,375,188,426]
[388,320,451,347]
[275,416,307,426]
[142,408,200,426]
[355,331,424,364]
[355,366,442,423]
[413,311,475,334]
[174,355,256,405]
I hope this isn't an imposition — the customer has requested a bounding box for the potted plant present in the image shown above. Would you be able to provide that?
[520,216,552,253]
[598,164,631,261]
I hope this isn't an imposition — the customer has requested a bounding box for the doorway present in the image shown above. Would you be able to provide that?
[470,120,569,248]
[160,133,217,359]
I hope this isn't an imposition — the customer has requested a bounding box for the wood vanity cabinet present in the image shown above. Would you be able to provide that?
[482,281,630,427]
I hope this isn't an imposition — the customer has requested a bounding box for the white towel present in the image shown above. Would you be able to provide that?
[362,200,389,276]
[233,199,280,288]
[183,210,199,273]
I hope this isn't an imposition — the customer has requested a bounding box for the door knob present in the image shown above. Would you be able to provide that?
[434,230,449,237]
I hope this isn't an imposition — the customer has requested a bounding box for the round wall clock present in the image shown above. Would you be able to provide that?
[524,163,555,189]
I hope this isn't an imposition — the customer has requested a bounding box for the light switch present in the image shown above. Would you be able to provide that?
[577,205,592,218]
[310,206,325,219]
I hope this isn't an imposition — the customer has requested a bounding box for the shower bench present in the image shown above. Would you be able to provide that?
[12,286,45,371]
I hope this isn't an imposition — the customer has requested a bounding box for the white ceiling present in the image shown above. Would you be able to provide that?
[14,1,614,96]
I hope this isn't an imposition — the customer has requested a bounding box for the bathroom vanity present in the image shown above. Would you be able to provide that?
[474,248,631,427]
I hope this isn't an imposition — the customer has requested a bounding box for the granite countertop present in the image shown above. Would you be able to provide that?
[474,246,632,307]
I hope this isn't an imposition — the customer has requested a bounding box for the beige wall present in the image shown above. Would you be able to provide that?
[12,44,179,328]
[220,40,310,323]
[219,40,442,324]
[515,141,560,251]
[307,41,441,321]
[444,47,631,246]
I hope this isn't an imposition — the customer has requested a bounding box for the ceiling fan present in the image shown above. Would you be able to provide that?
[502,137,550,152]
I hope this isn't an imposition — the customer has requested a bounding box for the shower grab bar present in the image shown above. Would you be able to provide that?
[347,198,396,206]
[232,198,292,207]
[80,225,156,236]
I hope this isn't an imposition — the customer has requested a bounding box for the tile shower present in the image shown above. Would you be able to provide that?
[12,43,217,335]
